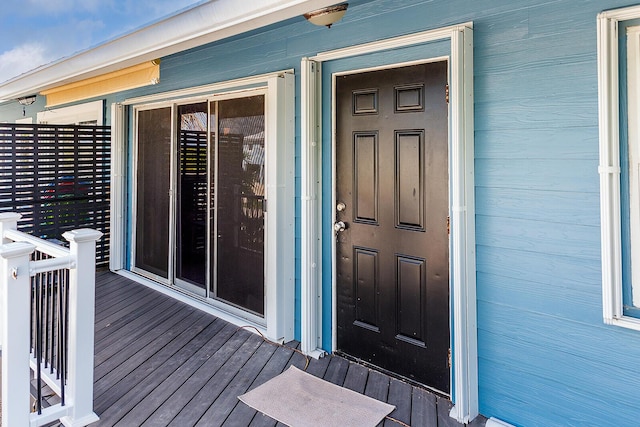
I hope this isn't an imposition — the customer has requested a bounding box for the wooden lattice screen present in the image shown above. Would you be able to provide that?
[0,124,110,266]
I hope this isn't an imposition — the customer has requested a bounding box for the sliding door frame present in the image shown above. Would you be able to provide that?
[116,70,295,342]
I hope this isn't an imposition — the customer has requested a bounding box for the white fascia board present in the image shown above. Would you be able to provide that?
[0,0,341,100]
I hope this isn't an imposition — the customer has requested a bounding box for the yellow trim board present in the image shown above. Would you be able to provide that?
[42,60,160,107]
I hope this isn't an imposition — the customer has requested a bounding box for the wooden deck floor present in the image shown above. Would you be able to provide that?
[42,271,485,426]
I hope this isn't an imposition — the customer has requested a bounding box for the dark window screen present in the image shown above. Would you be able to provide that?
[214,96,265,315]
[135,107,172,278]
[176,103,208,288]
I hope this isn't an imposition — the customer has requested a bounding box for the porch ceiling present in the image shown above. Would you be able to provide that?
[0,0,343,101]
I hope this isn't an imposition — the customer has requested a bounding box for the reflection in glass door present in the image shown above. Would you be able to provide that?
[176,103,208,292]
[213,96,265,315]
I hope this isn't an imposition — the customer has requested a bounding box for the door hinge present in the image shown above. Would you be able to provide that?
[263,199,267,213]
[447,216,450,235]
[448,348,452,368]
[445,84,449,104]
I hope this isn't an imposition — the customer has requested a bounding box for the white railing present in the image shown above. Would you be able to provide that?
[0,212,101,427]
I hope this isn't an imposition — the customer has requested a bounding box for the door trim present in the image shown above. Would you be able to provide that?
[300,23,477,422]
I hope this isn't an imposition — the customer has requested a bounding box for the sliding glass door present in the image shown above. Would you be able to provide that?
[214,96,265,315]
[133,94,266,316]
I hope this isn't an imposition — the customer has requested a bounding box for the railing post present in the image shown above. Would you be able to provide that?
[0,212,21,244]
[0,212,21,350]
[60,228,102,427]
[0,241,36,427]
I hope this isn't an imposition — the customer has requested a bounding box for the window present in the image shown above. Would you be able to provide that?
[37,100,103,125]
[598,6,640,329]
[627,24,640,317]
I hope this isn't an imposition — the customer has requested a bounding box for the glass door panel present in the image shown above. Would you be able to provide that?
[213,95,266,315]
[135,107,172,278]
[176,103,208,290]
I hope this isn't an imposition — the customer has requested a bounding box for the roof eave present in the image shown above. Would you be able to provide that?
[0,0,340,101]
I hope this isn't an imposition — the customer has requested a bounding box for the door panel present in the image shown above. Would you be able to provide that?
[396,131,424,230]
[354,247,379,330]
[214,96,266,315]
[353,132,378,223]
[336,62,449,392]
[135,107,172,278]
[176,103,208,290]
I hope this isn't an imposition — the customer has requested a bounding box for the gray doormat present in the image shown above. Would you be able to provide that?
[238,366,395,427]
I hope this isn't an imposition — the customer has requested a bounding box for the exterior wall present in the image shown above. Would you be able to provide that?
[2,0,640,425]
[0,97,46,123]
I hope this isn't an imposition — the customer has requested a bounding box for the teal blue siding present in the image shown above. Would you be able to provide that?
[5,0,640,425]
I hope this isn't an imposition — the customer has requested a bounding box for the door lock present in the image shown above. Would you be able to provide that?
[334,220,347,233]
[336,201,346,212]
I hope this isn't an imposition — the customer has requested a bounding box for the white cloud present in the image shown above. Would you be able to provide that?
[0,0,203,83]
[24,0,104,14]
[0,43,50,84]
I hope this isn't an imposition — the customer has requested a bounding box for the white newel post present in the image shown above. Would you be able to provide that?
[0,240,36,427]
[60,228,102,427]
[0,212,21,350]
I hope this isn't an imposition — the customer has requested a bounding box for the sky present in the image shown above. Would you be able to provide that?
[0,0,205,84]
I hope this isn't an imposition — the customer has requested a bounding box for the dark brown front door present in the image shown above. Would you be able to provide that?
[335,62,450,392]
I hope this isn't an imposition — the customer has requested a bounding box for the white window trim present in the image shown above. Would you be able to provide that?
[300,23,478,423]
[628,26,640,308]
[598,6,640,331]
[110,70,295,343]
[37,100,103,125]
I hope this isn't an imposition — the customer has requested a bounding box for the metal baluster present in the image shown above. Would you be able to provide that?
[56,269,62,381]
[44,269,50,370]
[51,267,56,374]
[34,273,42,415]
[51,268,57,375]
[60,268,68,406]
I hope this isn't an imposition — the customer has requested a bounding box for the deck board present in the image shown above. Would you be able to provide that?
[195,341,278,427]
[168,334,264,426]
[140,329,250,426]
[323,355,350,386]
[96,313,218,425]
[411,386,438,426]
[110,321,232,427]
[384,378,413,426]
[221,345,297,427]
[76,271,482,426]
[342,362,369,393]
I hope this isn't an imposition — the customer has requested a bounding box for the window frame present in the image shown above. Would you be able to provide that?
[627,25,640,313]
[37,100,103,125]
[598,5,640,330]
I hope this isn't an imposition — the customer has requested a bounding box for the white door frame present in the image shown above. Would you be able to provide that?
[300,23,478,422]
[110,71,296,343]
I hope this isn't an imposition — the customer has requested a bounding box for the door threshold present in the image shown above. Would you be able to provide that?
[333,350,450,399]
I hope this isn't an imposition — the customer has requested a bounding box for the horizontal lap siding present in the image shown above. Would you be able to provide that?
[95,0,640,425]
[472,1,637,426]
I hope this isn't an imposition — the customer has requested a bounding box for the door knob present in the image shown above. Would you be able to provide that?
[334,220,347,233]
